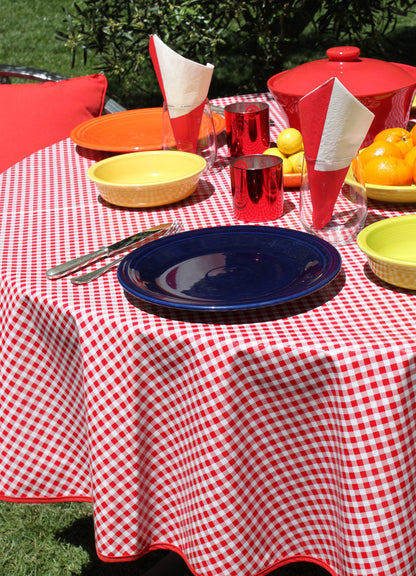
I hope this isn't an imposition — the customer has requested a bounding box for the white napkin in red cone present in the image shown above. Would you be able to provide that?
[298,77,374,229]
[149,34,214,153]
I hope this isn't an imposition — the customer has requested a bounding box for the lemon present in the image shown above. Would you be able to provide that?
[282,157,294,174]
[289,151,304,173]
[263,147,293,174]
[277,128,303,156]
[263,147,286,160]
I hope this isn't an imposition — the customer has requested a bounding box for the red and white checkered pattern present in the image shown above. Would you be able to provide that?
[2,94,416,576]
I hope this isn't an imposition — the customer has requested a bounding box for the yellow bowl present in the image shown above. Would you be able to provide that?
[365,181,416,203]
[88,150,206,207]
[357,215,416,289]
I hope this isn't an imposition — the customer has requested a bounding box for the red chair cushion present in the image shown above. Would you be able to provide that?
[0,73,107,173]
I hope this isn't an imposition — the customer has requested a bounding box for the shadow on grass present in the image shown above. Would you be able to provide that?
[57,515,169,575]
[57,514,332,576]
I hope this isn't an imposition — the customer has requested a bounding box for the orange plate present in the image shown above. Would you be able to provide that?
[70,108,226,153]
[284,173,301,188]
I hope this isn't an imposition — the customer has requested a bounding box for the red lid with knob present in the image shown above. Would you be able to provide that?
[268,47,416,97]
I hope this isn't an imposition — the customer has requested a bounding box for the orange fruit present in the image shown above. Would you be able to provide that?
[404,146,416,170]
[363,156,413,186]
[374,127,414,155]
[413,162,416,185]
[360,141,403,166]
[410,124,416,146]
[351,156,361,179]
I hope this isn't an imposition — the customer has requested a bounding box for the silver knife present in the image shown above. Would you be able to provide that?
[45,223,173,279]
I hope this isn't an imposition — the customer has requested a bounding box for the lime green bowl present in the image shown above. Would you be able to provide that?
[357,215,416,289]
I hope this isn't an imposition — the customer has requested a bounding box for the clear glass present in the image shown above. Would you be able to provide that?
[299,155,367,246]
[162,98,217,169]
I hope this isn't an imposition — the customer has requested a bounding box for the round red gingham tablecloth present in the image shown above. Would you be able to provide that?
[1,94,416,576]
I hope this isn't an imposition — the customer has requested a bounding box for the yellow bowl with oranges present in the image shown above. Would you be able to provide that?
[359,126,416,203]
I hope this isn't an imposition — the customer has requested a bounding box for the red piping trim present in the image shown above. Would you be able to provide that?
[0,495,92,504]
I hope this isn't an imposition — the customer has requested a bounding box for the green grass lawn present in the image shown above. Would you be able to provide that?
[0,0,98,78]
[0,500,169,575]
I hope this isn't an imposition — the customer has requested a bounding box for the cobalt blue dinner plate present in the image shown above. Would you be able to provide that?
[117,225,341,311]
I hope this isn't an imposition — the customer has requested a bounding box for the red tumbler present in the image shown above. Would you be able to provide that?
[224,102,270,157]
[229,154,283,222]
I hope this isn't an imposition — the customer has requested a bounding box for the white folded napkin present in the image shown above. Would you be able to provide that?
[149,35,214,152]
[298,77,374,229]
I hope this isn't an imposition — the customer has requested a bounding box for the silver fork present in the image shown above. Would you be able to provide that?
[70,222,183,285]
